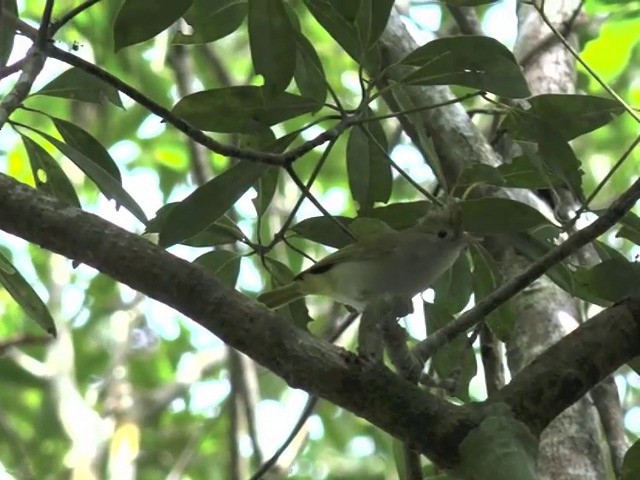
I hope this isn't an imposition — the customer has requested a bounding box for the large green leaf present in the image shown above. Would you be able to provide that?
[400,36,530,98]
[424,302,476,401]
[171,86,321,133]
[504,109,584,200]
[456,157,562,190]
[159,161,269,247]
[248,0,297,96]
[354,0,393,49]
[294,33,328,105]
[432,252,473,315]
[52,117,121,183]
[528,94,625,140]
[574,259,640,304]
[194,250,241,288]
[370,201,431,230]
[0,0,17,67]
[303,0,381,71]
[114,0,193,51]
[620,439,640,480]
[148,204,246,246]
[21,125,147,224]
[33,67,123,107]
[21,135,80,208]
[291,216,354,249]
[0,250,56,335]
[457,412,538,480]
[346,111,392,214]
[173,0,247,44]
[460,198,553,235]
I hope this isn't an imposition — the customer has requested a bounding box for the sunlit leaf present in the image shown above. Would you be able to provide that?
[34,67,123,107]
[401,36,530,98]
[21,135,80,208]
[114,0,193,51]
[355,0,393,49]
[0,250,56,335]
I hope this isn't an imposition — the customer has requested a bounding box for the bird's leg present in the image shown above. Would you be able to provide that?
[358,295,413,363]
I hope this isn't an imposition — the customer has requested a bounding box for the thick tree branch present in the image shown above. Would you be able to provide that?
[1,173,639,468]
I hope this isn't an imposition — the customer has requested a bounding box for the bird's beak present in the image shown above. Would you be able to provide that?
[462,232,482,244]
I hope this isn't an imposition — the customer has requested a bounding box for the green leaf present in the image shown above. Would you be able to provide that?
[114,0,193,51]
[172,86,321,133]
[456,163,505,188]
[400,36,530,98]
[248,0,297,96]
[291,216,354,249]
[457,413,538,480]
[0,250,56,335]
[262,257,313,329]
[346,111,392,214]
[0,0,17,67]
[620,439,640,480]
[159,161,269,247]
[294,33,328,105]
[616,211,640,246]
[21,135,81,208]
[34,67,123,107]
[432,252,473,314]
[424,302,476,401]
[442,0,498,5]
[147,204,246,246]
[303,0,380,71]
[504,109,584,200]
[173,0,247,44]
[370,201,431,230]
[498,156,562,189]
[460,198,553,235]
[253,166,279,216]
[508,232,578,297]
[194,250,241,288]
[574,259,640,304]
[471,244,514,341]
[21,125,147,224]
[355,0,393,49]
[52,117,121,183]
[528,94,625,140]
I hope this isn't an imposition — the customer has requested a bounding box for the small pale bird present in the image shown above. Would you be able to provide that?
[258,205,473,312]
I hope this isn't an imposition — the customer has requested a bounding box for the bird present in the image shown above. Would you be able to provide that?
[258,205,473,312]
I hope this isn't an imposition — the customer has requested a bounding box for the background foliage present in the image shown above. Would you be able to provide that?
[1,0,640,479]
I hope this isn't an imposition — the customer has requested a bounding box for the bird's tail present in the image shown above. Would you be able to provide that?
[257,282,303,309]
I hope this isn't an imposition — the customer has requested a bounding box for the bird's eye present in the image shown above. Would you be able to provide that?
[437,229,448,239]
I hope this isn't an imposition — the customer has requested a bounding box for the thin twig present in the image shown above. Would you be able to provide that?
[413,176,640,362]
[50,0,102,34]
[284,164,357,240]
[0,57,27,79]
[36,0,55,50]
[529,1,639,123]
